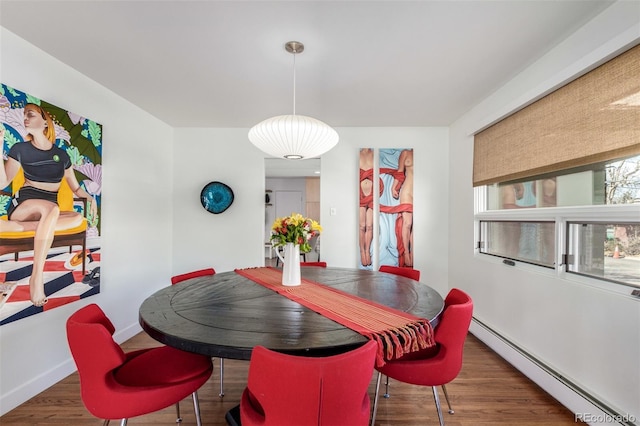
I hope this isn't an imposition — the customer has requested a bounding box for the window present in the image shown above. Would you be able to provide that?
[473,44,640,290]
[485,155,640,210]
[479,220,555,268]
[476,155,640,288]
[566,222,640,286]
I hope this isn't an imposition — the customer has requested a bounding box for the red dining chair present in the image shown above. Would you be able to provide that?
[66,303,213,426]
[171,267,216,285]
[379,265,421,281]
[370,288,473,426]
[171,267,226,397]
[377,265,422,399]
[230,340,378,426]
[300,261,327,267]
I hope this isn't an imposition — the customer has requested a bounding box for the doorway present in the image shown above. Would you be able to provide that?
[265,158,321,262]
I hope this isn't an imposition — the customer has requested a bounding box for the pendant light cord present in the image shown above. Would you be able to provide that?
[292,52,297,116]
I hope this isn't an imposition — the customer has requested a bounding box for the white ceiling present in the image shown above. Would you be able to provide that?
[0,1,615,176]
[0,0,614,129]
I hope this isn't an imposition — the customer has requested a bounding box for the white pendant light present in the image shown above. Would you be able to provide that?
[249,41,339,160]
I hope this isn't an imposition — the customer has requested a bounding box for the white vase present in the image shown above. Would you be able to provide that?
[276,242,301,286]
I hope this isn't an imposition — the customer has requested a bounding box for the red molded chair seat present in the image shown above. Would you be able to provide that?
[66,303,213,425]
[379,265,421,281]
[371,288,473,426]
[237,340,378,426]
[114,346,212,386]
[171,267,216,285]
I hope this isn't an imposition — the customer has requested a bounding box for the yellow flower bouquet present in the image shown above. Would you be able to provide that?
[271,213,322,253]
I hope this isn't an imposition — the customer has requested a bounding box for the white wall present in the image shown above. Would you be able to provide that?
[168,126,451,293]
[0,28,174,414]
[169,127,451,292]
[171,128,265,273]
[449,2,640,422]
[321,127,450,295]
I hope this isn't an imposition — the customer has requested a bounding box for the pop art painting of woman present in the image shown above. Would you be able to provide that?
[0,84,102,324]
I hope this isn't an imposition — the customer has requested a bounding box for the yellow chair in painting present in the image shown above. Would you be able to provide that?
[0,169,88,273]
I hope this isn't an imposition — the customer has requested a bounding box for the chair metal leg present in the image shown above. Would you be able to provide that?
[383,375,390,398]
[219,358,225,398]
[192,391,203,426]
[103,420,110,426]
[120,420,127,426]
[441,384,454,414]
[432,386,445,426]
[372,377,450,426]
[370,371,382,426]
[175,402,182,423]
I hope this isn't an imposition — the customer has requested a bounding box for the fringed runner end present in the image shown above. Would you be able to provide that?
[368,319,435,368]
[416,320,436,348]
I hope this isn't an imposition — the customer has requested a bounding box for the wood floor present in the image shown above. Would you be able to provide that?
[1,332,581,425]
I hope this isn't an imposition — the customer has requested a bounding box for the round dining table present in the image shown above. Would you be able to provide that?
[139,267,444,360]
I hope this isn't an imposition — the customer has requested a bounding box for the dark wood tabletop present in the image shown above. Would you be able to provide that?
[139,267,444,360]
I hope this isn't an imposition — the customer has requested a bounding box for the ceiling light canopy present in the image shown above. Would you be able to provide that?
[249,41,339,160]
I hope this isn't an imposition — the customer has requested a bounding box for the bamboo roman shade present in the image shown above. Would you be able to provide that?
[473,44,640,187]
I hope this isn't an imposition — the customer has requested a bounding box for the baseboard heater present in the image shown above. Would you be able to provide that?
[470,318,636,426]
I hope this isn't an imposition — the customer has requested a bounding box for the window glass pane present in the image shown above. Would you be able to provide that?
[566,223,640,287]
[486,154,640,210]
[606,157,640,204]
[480,221,555,267]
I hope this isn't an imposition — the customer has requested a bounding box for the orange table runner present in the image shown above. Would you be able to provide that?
[235,267,434,366]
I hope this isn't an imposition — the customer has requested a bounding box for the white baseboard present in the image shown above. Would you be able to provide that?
[470,319,634,426]
[0,359,76,416]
